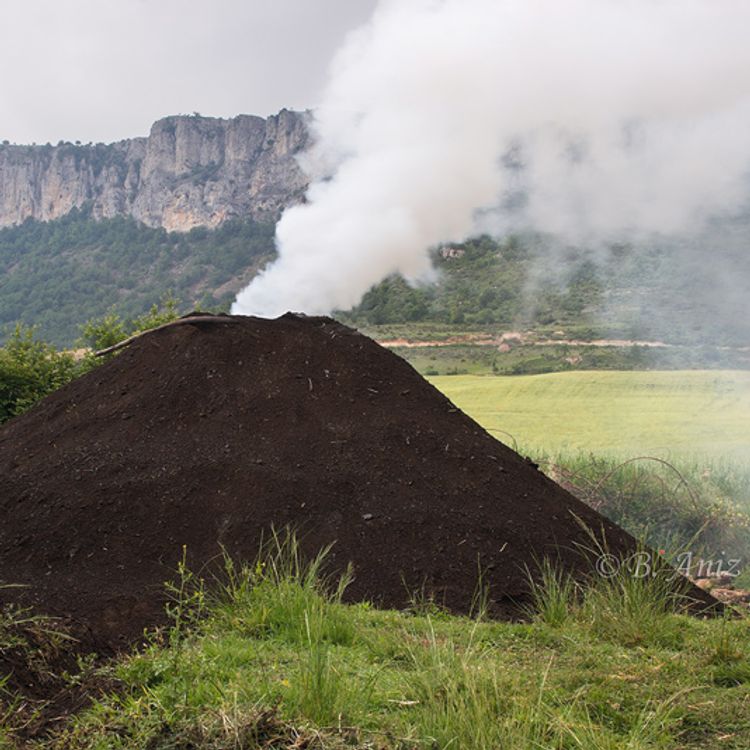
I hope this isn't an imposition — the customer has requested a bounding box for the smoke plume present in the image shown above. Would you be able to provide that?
[232,0,750,318]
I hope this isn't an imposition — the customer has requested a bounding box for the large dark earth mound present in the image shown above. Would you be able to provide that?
[0,314,715,644]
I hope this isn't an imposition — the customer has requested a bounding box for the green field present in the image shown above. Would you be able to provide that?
[431,370,750,463]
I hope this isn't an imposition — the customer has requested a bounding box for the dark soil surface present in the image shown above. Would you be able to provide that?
[0,613,113,741]
[0,314,717,647]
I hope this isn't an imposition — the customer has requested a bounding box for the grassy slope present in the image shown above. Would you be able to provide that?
[6,543,749,750]
[430,370,750,463]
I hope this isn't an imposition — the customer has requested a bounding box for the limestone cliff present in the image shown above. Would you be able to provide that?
[0,110,310,231]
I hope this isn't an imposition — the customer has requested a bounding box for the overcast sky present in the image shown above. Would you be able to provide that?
[1,0,378,145]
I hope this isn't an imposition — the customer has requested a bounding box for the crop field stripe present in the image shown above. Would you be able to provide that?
[430,370,750,462]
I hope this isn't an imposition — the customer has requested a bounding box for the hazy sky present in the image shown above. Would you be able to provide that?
[1,0,378,145]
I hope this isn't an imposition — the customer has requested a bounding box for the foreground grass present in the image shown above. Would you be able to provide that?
[4,538,749,750]
[431,371,750,463]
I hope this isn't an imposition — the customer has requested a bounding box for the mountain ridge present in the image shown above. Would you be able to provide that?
[0,110,310,232]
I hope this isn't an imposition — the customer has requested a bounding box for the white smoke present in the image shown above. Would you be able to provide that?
[232,0,750,317]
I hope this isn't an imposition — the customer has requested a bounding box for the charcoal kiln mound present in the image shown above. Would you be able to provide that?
[0,314,717,645]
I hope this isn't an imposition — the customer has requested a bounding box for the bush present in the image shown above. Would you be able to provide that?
[80,296,181,352]
[0,325,79,423]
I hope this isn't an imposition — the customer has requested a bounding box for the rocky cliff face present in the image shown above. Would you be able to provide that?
[0,110,310,231]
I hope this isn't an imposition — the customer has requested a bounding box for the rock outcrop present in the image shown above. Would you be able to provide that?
[0,110,310,231]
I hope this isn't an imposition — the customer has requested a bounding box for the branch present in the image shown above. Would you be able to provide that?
[93,315,240,357]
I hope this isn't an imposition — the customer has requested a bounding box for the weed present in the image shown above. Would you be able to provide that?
[211,529,355,646]
[469,557,491,622]
[574,526,690,647]
[164,545,206,648]
[524,557,578,627]
[404,580,449,619]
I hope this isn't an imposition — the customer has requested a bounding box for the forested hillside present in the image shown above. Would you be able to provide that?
[0,209,275,345]
[1,210,748,351]
[344,233,750,348]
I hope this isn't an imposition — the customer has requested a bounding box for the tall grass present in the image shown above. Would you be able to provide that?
[580,570,686,648]
[536,452,750,573]
[524,557,578,627]
[398,619,686,749]
[210,530,355,647]
[524,538,696,648]
[399,622,548,749]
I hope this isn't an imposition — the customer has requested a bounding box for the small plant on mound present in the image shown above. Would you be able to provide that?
[164,546,207,649]
[469,558,492,622]
[0,600,87,746]
[404,580,450,620]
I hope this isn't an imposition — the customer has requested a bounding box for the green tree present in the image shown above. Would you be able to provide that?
[0,325,78,423]
[80,296,181,352]
[80,311,126,351]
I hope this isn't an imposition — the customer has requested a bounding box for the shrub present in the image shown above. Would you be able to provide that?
[0,325,78,423]
[80,295,180,352]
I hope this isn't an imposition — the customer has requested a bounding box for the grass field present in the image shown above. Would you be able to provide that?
[8,538,749,749]
[431,370,750,463]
